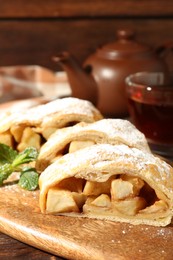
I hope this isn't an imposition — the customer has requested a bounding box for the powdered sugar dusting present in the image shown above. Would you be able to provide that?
[39,118,150,159]
[14,97,101,124]
[81,119,150,152]
[93,119,150,149]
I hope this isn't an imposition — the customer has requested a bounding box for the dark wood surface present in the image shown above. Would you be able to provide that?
[0,0,172,71]
[0,232,65,260]
[0,18,173,72]
[0,0,173,17]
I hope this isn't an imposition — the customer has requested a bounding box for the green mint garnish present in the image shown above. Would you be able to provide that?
[0,143,39,190]
[19,167,39,191]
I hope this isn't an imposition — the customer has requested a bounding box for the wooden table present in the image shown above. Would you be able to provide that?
[0,232,65,259]
[0,100,173,260]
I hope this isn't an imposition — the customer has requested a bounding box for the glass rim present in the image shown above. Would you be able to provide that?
[125,72,173,91]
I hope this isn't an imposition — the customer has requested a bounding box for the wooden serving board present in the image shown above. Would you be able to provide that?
[0,184,173,260]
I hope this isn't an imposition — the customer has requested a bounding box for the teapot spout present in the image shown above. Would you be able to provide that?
[53,52,98,106]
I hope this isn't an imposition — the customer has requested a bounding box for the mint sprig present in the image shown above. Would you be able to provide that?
[12,147,38,168]
[0,144,18,165]
[19,167,39,191]
[0,163,13,185]
[0,143,39,190]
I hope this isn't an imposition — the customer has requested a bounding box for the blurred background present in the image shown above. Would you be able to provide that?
[0,0,173,71]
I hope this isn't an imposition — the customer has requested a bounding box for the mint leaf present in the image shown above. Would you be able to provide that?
[0,144,39,189]
[0,163,13,185]
[18,168,39,191]
[0,143,18,165]
[12,147,38,167]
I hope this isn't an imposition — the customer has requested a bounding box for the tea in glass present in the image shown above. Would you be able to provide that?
[126,72,173,159]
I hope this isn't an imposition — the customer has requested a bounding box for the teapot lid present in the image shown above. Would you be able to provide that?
[97,29,152,58]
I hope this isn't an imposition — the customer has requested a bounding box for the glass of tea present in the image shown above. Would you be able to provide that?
[125,72,173,160]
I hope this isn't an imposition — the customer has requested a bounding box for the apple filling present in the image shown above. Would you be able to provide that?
[46,174,168,217]
[1,122,83,153]
[50,140,95,163]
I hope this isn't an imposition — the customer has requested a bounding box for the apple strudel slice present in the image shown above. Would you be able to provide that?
[36,119,150,171]
[0,97,102,151]
[39,143,173,227]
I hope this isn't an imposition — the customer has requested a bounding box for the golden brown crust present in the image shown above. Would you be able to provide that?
[36,119,150,171]
[39,143,173,226]
[13,97,102,128]
[0,97,102,150]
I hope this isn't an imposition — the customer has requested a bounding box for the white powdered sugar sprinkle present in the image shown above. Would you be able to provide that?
[14,97,99,123]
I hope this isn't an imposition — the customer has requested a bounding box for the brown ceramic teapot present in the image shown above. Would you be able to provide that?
[54,29,172,118]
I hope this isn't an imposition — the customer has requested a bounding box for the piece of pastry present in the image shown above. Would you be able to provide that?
[39,143,173,227]
[36,119,150,171]
[0,97,102,151]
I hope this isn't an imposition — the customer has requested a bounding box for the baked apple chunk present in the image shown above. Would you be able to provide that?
[69,140,95,153]
[47,189,79,213]
[47,189,86,213]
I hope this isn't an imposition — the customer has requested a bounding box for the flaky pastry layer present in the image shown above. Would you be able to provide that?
[0,97,102,151]
[36,119,150,171]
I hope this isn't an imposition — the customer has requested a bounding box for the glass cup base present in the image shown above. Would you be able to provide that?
[148,140,173,163]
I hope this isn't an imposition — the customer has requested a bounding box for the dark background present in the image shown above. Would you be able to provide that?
[0,0,173,72]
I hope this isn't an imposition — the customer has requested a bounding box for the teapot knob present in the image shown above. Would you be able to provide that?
[116,29,135,41]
